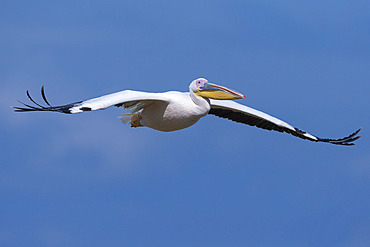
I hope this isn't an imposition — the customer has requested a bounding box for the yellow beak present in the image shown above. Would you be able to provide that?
[194,82,245,100]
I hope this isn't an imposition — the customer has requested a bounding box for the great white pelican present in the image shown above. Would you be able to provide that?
[14,78,360,145]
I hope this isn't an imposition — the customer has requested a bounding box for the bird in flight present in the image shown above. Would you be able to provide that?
[14,78,360,145]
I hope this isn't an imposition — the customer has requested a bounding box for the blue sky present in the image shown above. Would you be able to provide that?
[1,0,370,246]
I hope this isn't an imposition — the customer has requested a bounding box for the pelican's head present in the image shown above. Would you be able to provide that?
[190,78,245,100]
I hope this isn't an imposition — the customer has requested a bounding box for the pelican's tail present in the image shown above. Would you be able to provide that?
[118,114,132,125]
[118,112,143,128]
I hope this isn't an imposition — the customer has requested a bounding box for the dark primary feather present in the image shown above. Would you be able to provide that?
[13,86,81,114]
[41,85,52,107]
[208,107,361,145]
[315,128,361,146]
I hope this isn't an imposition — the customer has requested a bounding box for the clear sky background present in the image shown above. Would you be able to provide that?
[1,0,369,246]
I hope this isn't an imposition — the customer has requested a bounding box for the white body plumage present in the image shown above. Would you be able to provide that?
[14,78,361,145]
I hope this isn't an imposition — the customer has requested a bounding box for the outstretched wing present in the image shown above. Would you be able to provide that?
[209,99,360,145]
[13,86,168,114]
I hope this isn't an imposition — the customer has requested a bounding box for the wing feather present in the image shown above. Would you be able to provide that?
[13,87,168,114]
[209,99,360,145]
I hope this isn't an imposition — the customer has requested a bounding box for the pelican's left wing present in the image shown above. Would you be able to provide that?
[209,99,360,145]
[13,86,168,114]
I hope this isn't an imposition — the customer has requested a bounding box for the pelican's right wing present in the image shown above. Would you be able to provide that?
[209,99,361,145]
[13,86,168,114]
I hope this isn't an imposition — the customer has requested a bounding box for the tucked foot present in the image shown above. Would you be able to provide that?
[130,112,143,127]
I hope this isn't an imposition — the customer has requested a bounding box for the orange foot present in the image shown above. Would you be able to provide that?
[130,112,143,128]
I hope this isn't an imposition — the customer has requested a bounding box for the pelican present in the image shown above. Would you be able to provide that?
[14,78,360,145]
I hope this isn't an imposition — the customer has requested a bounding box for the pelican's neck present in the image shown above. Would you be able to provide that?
[190,91,211,114]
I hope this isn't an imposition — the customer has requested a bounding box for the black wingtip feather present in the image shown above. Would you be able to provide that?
[41,85,52,107]
[26,90,47,109]
[317,128,361,146]
[13,86,82,114]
